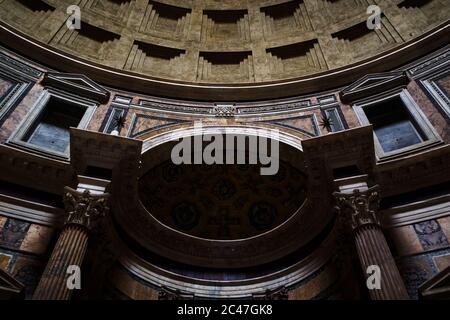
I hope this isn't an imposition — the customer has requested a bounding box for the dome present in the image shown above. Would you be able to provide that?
[0,0,448,99]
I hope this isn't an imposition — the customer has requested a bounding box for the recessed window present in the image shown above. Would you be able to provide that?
[323,107,345,132]
[354,89,441,159]
[103,107,126,134]
[9,90,96,157]
[363,97,427,152]
[23,97,86,153]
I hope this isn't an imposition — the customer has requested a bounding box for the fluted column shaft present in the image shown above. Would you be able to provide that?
[33,186,109,300]
[334,185,409,300]
[32,224,88,300]
[354,224,408,299]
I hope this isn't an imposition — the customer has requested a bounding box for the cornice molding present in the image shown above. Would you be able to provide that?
[339,71,409,104]
[0,49,43,82]
[382,195,450,228]
[0,144,74,195]
[117,228,335,299]
[42,73,110,104]
[0,193,63,227]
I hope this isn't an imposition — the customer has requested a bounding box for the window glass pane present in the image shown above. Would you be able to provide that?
[24,98,86,153]
[364,97,427,153]
[374,120,422,152]
[28,122,72,153]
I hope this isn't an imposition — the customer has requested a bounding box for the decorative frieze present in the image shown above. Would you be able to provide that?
[0,51,42,81]
[238,100,311,114]
[408,49,450,78]
[211,104,237,117]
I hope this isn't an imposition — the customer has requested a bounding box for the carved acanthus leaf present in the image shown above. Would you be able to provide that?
[333,185,380,231]
[63,187,110,230]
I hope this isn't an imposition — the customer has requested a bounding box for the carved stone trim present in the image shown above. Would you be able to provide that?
[408,48,450,78]
[418,68,450,120]
[212,104,236,117]
[340,71,409,103]
[42,73,110,104]
[252,286,289,300]
[158,286,194,300]
[118,228,335,299]
[139,99,211,115]
[0,49,43,81]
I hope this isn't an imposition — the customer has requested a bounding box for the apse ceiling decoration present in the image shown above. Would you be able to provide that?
[138,160,307,240]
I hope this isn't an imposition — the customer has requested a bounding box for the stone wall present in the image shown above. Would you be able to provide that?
[387,215,450,299]
[0,215,55,298]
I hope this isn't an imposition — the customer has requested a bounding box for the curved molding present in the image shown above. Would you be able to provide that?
[140,124,307,154]
[112,125,333,268]
[115,188,327,268]
[117,227,335,298]
[0,21,448,101]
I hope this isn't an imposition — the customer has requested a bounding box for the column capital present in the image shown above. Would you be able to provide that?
[333,185,380,231]
[63,187,110,230]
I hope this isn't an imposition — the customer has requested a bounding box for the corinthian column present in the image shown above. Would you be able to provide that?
[334,184,409,300]
[32,186,109,300]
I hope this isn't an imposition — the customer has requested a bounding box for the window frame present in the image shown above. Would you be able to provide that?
[8,89,97,158]
[353,88,442,160]
[419,69,450,120]
[320,104,347,133]
[0,72,33,125]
